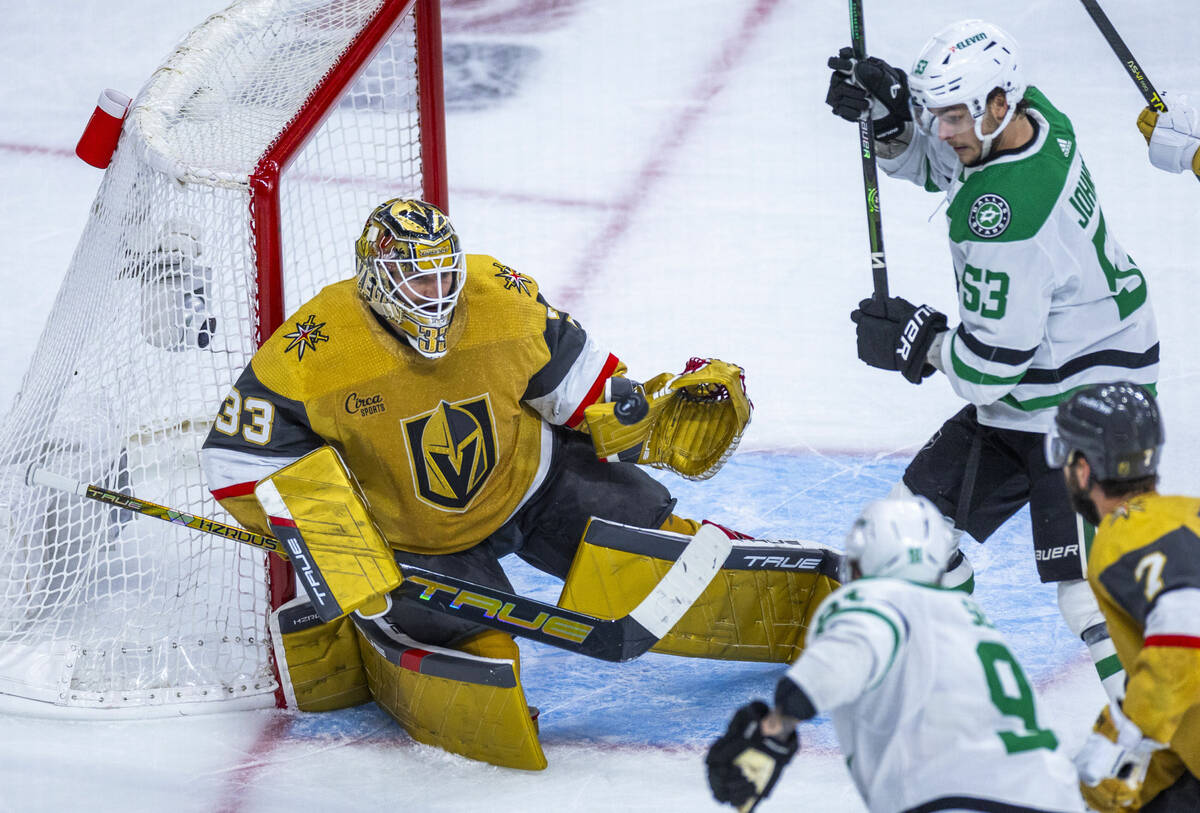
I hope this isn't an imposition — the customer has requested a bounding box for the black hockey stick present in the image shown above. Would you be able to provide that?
[1078,0,1198,183]
[26,467,728,663]
[1077,0,1166,112]
[848,0,889,300]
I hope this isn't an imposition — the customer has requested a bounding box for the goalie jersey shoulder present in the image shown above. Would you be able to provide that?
[252,279,397,398]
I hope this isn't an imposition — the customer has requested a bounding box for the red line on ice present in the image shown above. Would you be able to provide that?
[0,142,73,158]
[212,712,291,813]
[556,0,786,309]
[0,142,608,211]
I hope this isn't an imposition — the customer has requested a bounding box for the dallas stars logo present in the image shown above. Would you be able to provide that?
[493,263,532,295]
[283,314,329,360]
[968,194,1011,239]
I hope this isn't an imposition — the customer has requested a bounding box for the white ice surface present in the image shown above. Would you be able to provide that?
[1,0,1197,810]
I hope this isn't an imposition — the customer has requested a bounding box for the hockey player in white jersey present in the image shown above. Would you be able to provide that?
[825,19,1158,705]
[705,496,1083,813]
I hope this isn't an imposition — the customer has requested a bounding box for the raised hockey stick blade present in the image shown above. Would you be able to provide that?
[1077,0,1166,111]
[848,0,889,300]
[25,466,731,662]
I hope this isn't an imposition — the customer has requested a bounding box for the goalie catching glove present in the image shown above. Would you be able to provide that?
[584,358,752,480]
[706,701,798,812]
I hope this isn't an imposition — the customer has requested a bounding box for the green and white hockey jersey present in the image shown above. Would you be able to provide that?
[786,579,1082,813]
[881,87,1158,431]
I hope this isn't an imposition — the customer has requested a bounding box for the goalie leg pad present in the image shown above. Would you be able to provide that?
[255,446,403,622]
[355,620,546,771]
[271,596,371,712]
[558,519,839,662]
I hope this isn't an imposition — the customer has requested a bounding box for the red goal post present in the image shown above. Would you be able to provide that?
[246,0,448,666]
[0,0,446,715]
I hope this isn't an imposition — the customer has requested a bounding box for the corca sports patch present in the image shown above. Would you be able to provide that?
[968,194,1011,238]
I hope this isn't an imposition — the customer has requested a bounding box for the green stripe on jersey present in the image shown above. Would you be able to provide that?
[1095,654,1124,681]
[950,333,1026,385]
[817,606,902,689]
[1001,381,1157,412]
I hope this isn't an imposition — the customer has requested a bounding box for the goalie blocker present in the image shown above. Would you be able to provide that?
[254,446,403,622]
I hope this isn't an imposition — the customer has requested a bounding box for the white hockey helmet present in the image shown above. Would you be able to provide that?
[355,198,465,359]
[908,20,1026,146]
[840,496,955,585]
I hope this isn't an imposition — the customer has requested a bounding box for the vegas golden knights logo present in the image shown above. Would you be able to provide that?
[403,395,497,510]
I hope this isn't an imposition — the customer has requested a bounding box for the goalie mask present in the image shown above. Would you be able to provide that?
[355,199,465,359]
[840,496,954,585]
[908,20,1026,157]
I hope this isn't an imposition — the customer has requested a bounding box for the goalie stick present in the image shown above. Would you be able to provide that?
[848,0,889,300]
[25,466,729,663]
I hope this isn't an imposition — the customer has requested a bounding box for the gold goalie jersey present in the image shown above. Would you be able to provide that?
[1088,493,1200,794]
[200,256,624,554]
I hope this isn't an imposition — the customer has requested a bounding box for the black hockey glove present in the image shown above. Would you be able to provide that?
[825,47,912,141]
[850,296,947,384]
[706,701,799,811]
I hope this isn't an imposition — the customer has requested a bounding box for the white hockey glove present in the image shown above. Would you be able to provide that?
[1136,93,1200,176]
[1074,702,1167,812]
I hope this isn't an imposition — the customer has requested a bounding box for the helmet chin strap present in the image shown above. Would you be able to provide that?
[973,97,1019,161]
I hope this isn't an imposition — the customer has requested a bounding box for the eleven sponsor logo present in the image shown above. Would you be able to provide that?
[949,32,988,52]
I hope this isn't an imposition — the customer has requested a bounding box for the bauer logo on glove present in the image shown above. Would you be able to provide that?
[850,295,947,384]
[583,358,752,480]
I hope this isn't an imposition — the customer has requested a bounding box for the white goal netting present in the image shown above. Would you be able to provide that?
[0,0,441,714]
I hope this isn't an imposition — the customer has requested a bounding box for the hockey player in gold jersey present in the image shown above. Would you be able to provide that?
[1047,383,1200,811]
[199,199,782,769]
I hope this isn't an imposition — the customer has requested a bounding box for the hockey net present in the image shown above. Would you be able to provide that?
[0,0,446,714]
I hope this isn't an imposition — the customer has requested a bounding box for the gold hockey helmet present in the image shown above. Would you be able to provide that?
[355,199,465,359]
